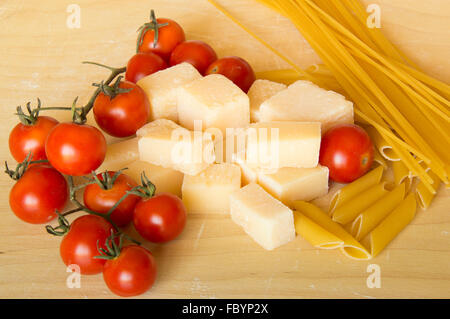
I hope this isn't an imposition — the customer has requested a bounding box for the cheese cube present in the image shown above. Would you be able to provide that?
[137,119,215,175]
[177,74,250,133]
[182,163,241,213]
[247,79,286,122]
[126,160,184,197]
[137,63,202,122]
[96,137,139,172]
[259,80,353,132]
[246,121,321,170]
[257,166,329,207]
[230,183,295,250]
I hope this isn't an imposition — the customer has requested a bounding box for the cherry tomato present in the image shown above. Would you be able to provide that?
[60,214,115,275]
[93,81,150,138]
[169,40,217,75]
[9,164,68,224]
[137,11,185,61]
[125,52,167,83]
[103,245,157,297]
[319,124,374,183]
[205,56,255,92]
[45,122,107,176]
[133,193,186,243]
[9,116,59,162]
[83,172,140,227]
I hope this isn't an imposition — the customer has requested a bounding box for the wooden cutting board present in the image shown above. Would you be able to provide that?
[0,0,448,299]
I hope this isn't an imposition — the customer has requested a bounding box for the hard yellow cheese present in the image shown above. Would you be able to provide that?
[182,163,241,213]
[126,160,184,197]
[230,183,295,250]
[259,80,353,132]
[246,121,321,170]
[137,63,201,122]
[258,166,329,207]
[177,74,250,133]
[247,79,286,122]
[137,119,215,175]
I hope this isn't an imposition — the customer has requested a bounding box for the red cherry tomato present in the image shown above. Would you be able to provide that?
[9,116,59,162]
[137,11,185,61]
[125,52,167,83]
[319,124,374,183]
[133,193,186,243]
[83,172,140,227]
[45,122,107,176]
[205,56,256,92]
[9,164,68,224]
[93,81,150,138]
[60,215,115,275]
[103,245,157,297]
[170,40,217,75]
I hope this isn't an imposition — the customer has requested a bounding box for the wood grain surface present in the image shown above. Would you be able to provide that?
[0,0,449,299]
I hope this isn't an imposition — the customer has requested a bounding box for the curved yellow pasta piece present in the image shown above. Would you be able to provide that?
[373,148,387,170]
[331,181,389,225]
[293,212,343,249]
[365,126,400,161]
[294,201,371,260]
[351,183,406,240]
[415,170,441,210]
[392,160,413,191]
[329,166,384,213]
[361,194,416,257]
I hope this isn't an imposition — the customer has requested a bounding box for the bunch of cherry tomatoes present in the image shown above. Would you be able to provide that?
[6,10,255,297]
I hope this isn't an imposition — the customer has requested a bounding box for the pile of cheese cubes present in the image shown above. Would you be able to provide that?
[99,62,354,251]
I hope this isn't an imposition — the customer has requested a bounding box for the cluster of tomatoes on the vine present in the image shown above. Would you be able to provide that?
[6,10,255,297]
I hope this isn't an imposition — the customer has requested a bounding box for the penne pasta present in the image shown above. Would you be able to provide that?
[351,183,406,240]
[293,212,344,249]
[329,165,383,213]
[415,170,442,210]
[392,160,413,191]
[331,181,389,225]
[372,148,387,170]
[294,201,371,260]
[365,125,400,161]
[361,194,417,257]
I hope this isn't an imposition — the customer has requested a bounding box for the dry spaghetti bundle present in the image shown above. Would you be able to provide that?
[208,0,450,202]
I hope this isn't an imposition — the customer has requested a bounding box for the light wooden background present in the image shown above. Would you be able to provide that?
[0,0,449,299]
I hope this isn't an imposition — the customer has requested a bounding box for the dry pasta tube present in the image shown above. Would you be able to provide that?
[331,181,389,225]
[293,212,344,249]
[373,148,387,170]
[415,170,442,210]
[361,194,416,257]
[351,183,406,240]
[294,201,371,260]
[365,125,400,161]
[329,165,383,213]
[392,160,413,191]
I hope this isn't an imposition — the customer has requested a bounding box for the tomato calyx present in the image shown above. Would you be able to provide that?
[92,76,133,100]
[78,61,127,123]
[15,98,42,125]
[14,98,72,125]
[95,230,124,260]
[89,169,127,191]
[4,153,48,181]
[129,172,156,199]
[136,10,169,52]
